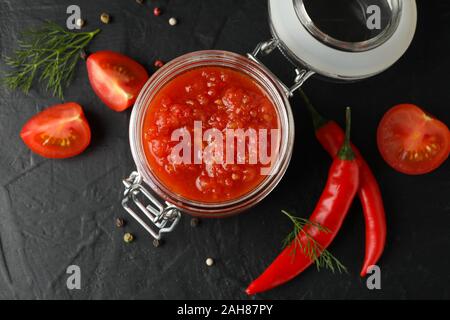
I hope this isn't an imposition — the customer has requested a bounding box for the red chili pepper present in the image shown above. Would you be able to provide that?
[300,90,386,277]
[246,108,359,295]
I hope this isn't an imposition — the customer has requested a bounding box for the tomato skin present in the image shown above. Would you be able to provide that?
[86,51,149,112]
[20,103,91,159]
[377,104,450,175]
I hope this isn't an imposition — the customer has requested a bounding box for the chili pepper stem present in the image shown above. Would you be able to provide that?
[299,89,329,129]
[337,107,355,161]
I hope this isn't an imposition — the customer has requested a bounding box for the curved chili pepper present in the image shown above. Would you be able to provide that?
[246,108,359,295]
[300,90,386,277]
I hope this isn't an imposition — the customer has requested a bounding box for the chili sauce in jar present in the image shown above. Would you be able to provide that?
[142,67,279,203]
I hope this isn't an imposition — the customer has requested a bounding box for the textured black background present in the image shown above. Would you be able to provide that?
[0,0,449,300]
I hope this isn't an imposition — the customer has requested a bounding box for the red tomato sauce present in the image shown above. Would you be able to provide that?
[142,67,279,203]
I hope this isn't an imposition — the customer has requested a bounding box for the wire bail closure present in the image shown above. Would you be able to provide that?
[122,171,181,241]
[247,39,315,97]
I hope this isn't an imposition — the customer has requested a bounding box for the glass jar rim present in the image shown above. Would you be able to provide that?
[294,0,402,53]
[268,0,417,80]
[129,50,294,216]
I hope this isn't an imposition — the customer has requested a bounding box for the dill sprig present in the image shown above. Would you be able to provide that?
[2,21,100,99]
[282,210,347,273]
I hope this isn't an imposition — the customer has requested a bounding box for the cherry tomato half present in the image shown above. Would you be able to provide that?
[377,104,450,175]
[86,51,149,112]
[20,102,91,159]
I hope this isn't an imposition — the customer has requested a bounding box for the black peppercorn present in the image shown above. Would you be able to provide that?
[190,218,199,227]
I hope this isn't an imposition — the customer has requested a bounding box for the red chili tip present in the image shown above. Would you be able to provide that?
[153,7,162,16]
[154,60,164,68]
[245,284,256,296]
[360,264,371,277]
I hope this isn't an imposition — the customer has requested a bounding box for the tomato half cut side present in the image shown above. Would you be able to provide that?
[86,51,149,112]
[20,102,91,159]
[377,104,450,175]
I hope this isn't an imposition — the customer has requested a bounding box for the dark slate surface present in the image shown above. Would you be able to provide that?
[0,0,449,300]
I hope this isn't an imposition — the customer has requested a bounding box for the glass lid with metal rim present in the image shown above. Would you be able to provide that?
[266,0,417,81]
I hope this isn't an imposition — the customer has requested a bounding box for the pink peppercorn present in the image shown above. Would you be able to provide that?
[153,7,162,16]
[154,60,164,68]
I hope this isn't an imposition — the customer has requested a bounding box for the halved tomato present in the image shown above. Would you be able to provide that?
[86,51,149,112]
[377,104,450,175]
[20,102,91,159]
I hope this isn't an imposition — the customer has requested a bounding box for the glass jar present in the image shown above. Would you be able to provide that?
[122,0,417,241]
[122,51,295,240]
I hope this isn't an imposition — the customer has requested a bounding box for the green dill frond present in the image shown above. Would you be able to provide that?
[282,210,348,274]
[2,21,100,99]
